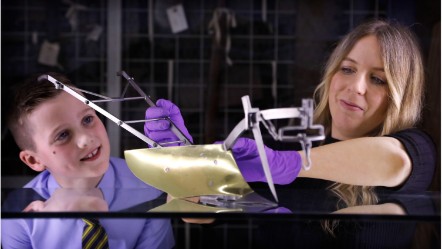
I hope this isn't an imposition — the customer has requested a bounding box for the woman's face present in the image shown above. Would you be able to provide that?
[328,35,389,140]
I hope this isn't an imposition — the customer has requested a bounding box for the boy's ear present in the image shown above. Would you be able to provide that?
[19,150,45,172]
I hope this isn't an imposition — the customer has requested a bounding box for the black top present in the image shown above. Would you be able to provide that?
[385,128,437,192]
[248,128,439,249]
[324,128,437,191]
[322,128,437,192]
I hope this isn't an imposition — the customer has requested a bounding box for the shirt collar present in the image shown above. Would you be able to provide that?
[42,162,115,204]
[97,161,116,206]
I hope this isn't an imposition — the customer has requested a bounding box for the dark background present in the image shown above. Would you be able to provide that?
[1,0,440,189]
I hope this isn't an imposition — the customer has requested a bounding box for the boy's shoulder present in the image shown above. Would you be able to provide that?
[22,157,153,189]
[23,171,52,188]
[107,157,153,188]
[109,156,127,166]
[109,157,131,177]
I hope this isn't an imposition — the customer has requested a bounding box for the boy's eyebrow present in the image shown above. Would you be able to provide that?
[343,57,384,72]
[82,106,95,113]
[48,106,95,140]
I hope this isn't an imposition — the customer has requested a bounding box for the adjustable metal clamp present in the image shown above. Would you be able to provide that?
[222,96,325,201]
[224,97,325,171]
[38,72,192,148]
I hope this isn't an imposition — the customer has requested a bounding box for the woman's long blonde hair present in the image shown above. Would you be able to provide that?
[314,19,424,136]
[315,19,425,234]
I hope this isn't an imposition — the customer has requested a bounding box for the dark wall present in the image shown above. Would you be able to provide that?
[1,0,440,189]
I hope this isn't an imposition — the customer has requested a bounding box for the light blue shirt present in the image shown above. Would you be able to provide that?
[2,157,175,249]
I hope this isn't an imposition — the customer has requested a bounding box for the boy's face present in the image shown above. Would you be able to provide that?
[20,91,111,188]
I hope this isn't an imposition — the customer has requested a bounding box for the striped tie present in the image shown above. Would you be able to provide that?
[82,218,109,249]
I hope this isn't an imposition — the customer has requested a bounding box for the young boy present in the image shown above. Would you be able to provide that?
[2,72,175,249]
[7,73,112,189]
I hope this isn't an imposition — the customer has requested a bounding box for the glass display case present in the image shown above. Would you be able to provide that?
[2,184,440,249]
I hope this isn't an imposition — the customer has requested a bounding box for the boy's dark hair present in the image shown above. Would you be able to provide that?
[6,72,74,151]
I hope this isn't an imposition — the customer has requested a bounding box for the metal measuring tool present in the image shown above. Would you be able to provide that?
[220,96,325,202]
[38,72,192,148]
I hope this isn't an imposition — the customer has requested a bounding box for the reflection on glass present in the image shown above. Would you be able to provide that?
[2,186,439,249]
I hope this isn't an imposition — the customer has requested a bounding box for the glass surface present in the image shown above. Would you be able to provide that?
[2,186,440,249]
[2,186,440,219]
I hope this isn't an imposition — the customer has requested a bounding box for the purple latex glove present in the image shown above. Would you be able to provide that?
[144,99,193,146]
[230,137,302,184]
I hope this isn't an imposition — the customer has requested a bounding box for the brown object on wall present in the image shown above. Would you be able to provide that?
[205,6,228,144]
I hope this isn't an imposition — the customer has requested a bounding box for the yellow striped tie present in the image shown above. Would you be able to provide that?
[82,218,109,249]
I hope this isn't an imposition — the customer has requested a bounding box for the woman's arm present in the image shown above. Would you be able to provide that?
[298,137,411,187]
[333,202,406,215]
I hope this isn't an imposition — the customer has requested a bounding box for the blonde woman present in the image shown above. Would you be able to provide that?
[145,19,436,195]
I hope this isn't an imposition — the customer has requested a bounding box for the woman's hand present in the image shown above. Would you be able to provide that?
[144,99,193,146]
[229,137,302,184]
